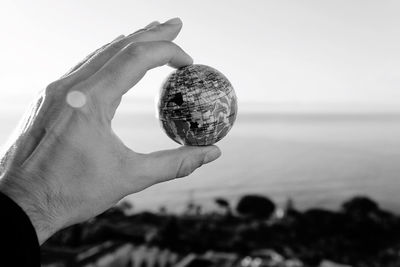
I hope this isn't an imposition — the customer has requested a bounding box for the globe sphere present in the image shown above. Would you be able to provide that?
[158,64,237,146]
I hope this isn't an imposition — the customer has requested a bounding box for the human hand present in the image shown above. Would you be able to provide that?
[0,18,221,244]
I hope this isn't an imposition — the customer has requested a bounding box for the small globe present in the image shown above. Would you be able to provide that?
[158,64,237,146]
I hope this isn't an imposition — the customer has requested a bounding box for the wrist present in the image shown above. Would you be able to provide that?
[0,175,58,244]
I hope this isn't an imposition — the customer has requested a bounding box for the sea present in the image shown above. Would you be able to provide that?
[2,109,400,214]
[113,111,400,214]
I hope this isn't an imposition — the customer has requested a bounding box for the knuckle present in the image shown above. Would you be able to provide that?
[44,81,67,101]
[109,40,128,53]
[176,157,201,178]
[157,41,176,53]
[45,81,64,94]
[178,166,194,178]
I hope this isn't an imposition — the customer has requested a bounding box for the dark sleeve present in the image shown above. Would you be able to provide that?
[0,192,40,267]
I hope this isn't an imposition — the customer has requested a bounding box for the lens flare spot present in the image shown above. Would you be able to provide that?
[66,91,86,108]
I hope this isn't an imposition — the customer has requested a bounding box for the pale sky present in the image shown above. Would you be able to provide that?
[1,1,400,212]
[1,0,400,116]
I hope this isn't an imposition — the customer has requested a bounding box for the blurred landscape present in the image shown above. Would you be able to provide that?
[39,109,400,266]
[112,109,400,214]
[41,194,400,267]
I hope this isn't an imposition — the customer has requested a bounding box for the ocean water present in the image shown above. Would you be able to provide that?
[112,112,400,213]
[1,111,400,213]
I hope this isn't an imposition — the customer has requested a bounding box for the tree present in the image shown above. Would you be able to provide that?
[118,200,134,214]
[215,198,230,209]
[342,196,379,216]
[215,197,232,216]
[236,194,276,220]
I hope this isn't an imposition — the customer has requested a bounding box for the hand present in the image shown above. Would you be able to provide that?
[0,18,221,244]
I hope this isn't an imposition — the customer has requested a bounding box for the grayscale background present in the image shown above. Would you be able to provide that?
[1,1,400,267]
[1,0,399,212]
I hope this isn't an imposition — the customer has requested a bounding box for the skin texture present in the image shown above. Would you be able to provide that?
[0,18,221,245]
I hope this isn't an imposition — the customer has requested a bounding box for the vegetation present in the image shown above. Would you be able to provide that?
[236,194,276,220]
[43,195,400,267]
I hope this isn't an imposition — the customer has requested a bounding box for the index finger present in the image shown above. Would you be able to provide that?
[63,21,161,77]
[62,18,182,82]
[89,41,193,101]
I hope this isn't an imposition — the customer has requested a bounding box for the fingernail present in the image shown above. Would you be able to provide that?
[164,17,182,25]
[203,147,221,164]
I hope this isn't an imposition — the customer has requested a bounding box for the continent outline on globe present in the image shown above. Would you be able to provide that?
[158,64,237,146]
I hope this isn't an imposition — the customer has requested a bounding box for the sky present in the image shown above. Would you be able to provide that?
[1,0,400,120]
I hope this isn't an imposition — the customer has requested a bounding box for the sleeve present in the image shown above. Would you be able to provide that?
[0,191,40,267]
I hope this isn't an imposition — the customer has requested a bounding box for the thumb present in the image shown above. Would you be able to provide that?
[139,145,221,184]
